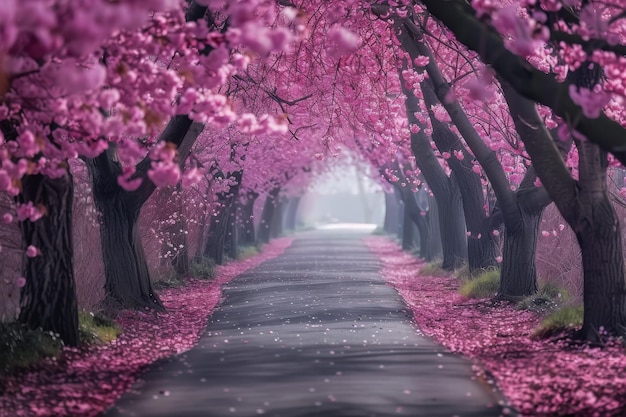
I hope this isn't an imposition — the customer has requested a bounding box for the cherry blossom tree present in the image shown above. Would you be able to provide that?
[414,0,626,339]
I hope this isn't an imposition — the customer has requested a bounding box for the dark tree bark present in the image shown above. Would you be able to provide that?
[257,187,281,244]
[394,22,550,297]
[399,72,467,269]
[270,196,286,238]
[18,172,79,347]
[237,191,258,246]
[421,80,499,272]
[575,142,625,339]
[87,117,203,311]
[159,184,189,276]
[383,191,400,235]
[401,205,417,251]
[385,172,439,261]
[501,81,626,339]
[284,196,301,232]
[224,199,239,260]
[204,170,242,265]
[416,0,626,166]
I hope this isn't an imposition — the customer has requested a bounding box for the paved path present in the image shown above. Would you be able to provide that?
[104,229,505,417]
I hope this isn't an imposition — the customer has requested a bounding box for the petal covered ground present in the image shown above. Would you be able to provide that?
[365,236,626,417]
[0,238,293,417]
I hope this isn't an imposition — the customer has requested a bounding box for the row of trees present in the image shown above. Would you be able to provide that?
[1,0,625,347]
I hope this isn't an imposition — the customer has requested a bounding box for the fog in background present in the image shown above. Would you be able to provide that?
[297,163,385,227]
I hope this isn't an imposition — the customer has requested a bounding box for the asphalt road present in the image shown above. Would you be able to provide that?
[103,228,506,417]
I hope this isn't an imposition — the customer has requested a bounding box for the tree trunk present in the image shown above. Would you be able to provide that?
[224,199,239,260]
[257,187,280,244]
[204,171,242,265]
[501,79,626,339]
[401,205,416,251]
[399,68,467,269]
[87,117,203,311]
[284,196,301,232]
[270,196,285,238]
[97,190,164,311]
[575,143,626,340]
[383,191,399,234]
[498,208,540,299]
[421,81,499,272]
[160,184,189,276]
[577,195,626,339]
[237,191,258,246]
[18,172,79,347]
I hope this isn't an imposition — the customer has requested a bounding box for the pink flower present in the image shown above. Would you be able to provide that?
[16,277,26,288]
[16,202,44,222]
[26,245,38,258]
[413,56,430,67]
[2,213,13,224]
[148,162,181,187]
[182,167,202,188]
[568,85,611,118]
[492,230,500,236]
[117,169,143,192]
[326,27,360,59]
[541,230,550,237]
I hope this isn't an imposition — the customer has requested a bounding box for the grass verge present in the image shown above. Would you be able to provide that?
[78,311,122,346]
[419,261,449,277]
[459,268,500,298]
[0,322,63,375]
[533,304,583,339]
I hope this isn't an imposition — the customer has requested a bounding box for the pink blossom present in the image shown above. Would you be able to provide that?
[26,245,38,258]
[413,56,429,67]
[326,27,360,59]
[17,131,39,158]
[431,104,451,123]
[2,213,13,224]
[492,230,500,236]
[181,167,202,188]
[16,202,44,222]
[16,276,26,288]
[541,230,550,237]
[568,85,611,119]
[117,170,143,192]
[148,162,181,187]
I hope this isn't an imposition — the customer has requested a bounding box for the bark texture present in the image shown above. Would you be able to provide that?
[18,172,79,346]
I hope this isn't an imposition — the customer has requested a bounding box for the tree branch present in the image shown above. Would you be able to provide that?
[417,0,626,165]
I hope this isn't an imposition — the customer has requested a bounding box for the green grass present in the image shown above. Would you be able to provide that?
[459,268,500,298]
[189,257,216,279]
[0,311,122,375]
[0,322,63,375]
[419,261,448,277]
[78,311,122,346]
[153,268,185,289]
[517,282,569,314]
[533,305,584,339]
[238,245,259,260]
